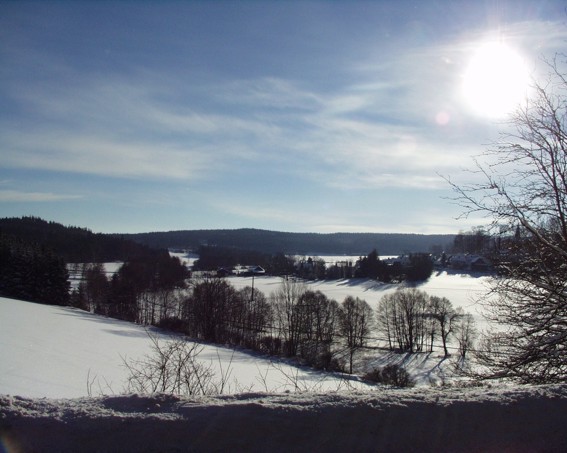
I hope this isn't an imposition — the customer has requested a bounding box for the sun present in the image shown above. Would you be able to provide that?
[462,41,529,118]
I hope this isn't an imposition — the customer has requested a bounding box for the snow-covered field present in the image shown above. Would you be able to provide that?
[2,275,567,452]
[0,297,369,399]
[228,270,494,335]
[228,271,492,314]
[1,272,494,399]
[0,273,489,397]
[228,273,495,384]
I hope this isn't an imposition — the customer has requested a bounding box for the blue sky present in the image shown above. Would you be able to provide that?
[1,1,566,234]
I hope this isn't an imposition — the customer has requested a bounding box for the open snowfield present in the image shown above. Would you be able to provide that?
[2,276,567,452]
[228,270,494,327]
[0,297,368,399]
[228,271,493,312]
[229,273,495,384]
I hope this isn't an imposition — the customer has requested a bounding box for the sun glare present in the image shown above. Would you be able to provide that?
[462,41,529,118]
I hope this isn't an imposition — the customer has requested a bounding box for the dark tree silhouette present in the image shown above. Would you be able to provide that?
[0,232,69,305]
[339,296,373,374]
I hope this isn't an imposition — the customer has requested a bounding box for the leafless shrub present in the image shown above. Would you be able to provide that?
[86,368,115,397]
[122,330,232,396]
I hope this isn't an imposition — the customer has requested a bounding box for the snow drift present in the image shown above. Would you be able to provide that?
[2,385,567,452]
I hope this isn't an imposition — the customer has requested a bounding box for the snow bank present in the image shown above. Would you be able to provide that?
[2,384,567,452]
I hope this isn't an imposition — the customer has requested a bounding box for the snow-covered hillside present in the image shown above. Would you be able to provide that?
[1,272,492,399]
[0,297,369,399]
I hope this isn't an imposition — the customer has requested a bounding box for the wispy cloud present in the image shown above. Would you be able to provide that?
[3,130,216,181]
[0,36,536,196]
[219,77,323,111]
[0,190,82,202]
[1,71,288,181]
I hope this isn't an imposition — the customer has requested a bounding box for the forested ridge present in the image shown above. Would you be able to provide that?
[0,217,454,258]
[0,216,158,262]
[0,217,185,306]
[125,228,454,255]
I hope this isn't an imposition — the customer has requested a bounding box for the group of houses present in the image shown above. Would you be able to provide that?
[377,253,492,272]
[194,253,493,279]
[437,253,492,272]
[216,265,267,277]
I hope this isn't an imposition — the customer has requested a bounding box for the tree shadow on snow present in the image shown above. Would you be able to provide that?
[327,278,400,292]
[365,351,453,386]
[55,308,159,339]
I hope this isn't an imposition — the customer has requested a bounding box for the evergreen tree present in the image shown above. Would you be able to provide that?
[405,253,433,281]
[0,232,69,305]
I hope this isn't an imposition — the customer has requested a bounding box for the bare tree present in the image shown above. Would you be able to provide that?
[232,286,272,348]
[339,296,374,374]
[376,289,428,353]
[294,290,339,364]
[183,277,238,343]
[84,263,109,314]
[447,56,567,383]
[455,313,477,364]
[428,296,461,357]
[271,278,307,357]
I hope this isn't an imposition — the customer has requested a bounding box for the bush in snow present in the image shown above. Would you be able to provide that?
[363,364,415,388]
[122,331,232,396]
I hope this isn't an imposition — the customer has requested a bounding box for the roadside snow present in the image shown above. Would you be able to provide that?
[2,384,567,452]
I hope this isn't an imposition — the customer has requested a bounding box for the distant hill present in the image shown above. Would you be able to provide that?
[124,229,454,255]
[0,217,455,259]
[0,216,157,262]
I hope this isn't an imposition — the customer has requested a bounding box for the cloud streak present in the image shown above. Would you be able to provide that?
[0,190,82,203]
[3,130,216,181]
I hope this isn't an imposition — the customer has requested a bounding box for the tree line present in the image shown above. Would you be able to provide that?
[78,267,476,375]
[71,252,189,324]
[193,245,296,275]
[195,246,435,282]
